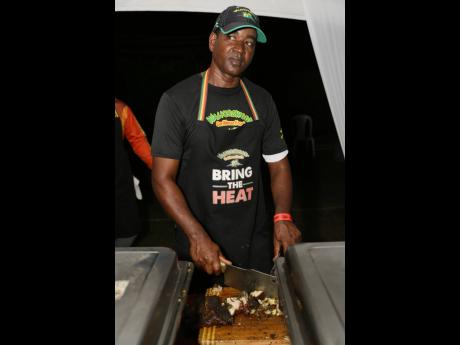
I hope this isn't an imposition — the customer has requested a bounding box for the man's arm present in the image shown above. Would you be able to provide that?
[151,157,231,274]
[267,157,302,258]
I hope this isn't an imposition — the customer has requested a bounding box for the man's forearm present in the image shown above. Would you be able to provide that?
[268,158,293,214]
[268,158,302,257]
[151,175,207,242]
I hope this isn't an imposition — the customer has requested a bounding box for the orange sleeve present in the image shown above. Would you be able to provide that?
[121,105,153,170]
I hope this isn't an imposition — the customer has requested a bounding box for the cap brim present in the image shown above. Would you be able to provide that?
[219,23,267,43]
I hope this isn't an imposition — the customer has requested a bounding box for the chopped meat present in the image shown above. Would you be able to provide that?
[248,295,260,310]
[200,285,283,327]
[226,297,242,316]
[200,295,233,327]
[207,285,223,296]
[250,290,265,299]
[254,297,283,317]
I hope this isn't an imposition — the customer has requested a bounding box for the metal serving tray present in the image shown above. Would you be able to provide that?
[115,247,194,345]
[275,242,345,345]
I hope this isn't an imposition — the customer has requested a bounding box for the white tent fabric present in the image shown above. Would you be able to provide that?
[301,0,345,156]
[115,0,306,20]
[115,0,345,156]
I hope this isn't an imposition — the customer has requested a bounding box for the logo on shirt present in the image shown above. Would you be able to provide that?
[211,148,253,205]
[217,148,249,167]
[206,109,253,130]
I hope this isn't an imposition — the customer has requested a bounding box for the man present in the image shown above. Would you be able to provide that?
[115,98,153,246]
[151,6,301,280]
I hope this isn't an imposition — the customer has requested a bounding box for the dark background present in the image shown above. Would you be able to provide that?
[115,11,343,206]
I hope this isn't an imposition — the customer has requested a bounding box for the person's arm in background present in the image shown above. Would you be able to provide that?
[268,157,302,258]
[121,103,153,169]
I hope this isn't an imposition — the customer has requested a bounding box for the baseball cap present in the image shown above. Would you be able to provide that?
[213,6,267,43]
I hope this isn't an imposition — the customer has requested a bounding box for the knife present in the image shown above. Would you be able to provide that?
[220,263,279,298]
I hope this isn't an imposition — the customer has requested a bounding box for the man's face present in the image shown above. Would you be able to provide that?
[209,28,257,77]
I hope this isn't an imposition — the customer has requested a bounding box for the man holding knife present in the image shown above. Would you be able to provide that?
[151,6,301,287]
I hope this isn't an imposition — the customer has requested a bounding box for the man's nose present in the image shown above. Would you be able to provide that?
[232,41,244,53]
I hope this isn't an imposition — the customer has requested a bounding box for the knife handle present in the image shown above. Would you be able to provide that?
[220,261,227,273]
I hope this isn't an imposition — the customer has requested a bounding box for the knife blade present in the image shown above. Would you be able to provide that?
[221,263,278,298]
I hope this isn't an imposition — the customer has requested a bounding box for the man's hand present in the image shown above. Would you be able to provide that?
[267,158,301,258]
[189,233,232,275]
[273,221,302,259]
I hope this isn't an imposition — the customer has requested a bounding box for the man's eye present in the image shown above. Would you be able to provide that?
[246,41,255,47]
[228,35,236,40]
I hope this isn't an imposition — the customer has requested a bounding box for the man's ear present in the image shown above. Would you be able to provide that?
[209,32,217,52]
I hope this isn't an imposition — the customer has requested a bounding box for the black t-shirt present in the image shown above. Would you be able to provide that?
[151,73,287,272]
[152,73,287,159]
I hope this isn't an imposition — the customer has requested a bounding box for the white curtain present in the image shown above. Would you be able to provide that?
[301,0,345,156]
[115,0,345,156]
[115,0,306,20]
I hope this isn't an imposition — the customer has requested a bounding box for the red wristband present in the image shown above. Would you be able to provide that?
[274,213,293,223]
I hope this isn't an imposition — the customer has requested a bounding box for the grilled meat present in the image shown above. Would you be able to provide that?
[200,295,233,327]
